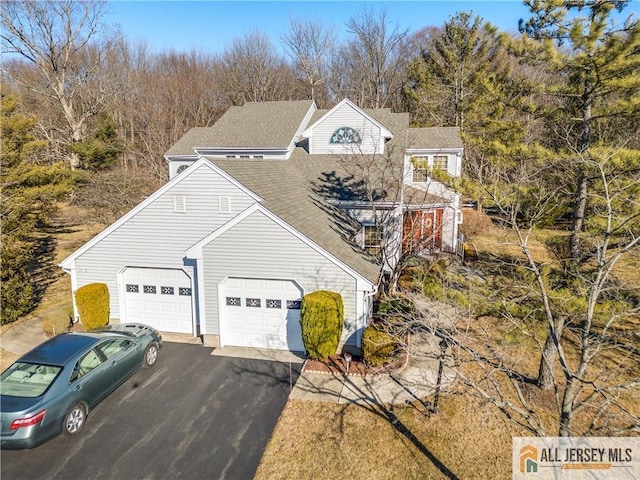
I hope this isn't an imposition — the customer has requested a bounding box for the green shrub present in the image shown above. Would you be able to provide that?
[75,283,110,330]
[300,290,344,360]
[362,323,399,367]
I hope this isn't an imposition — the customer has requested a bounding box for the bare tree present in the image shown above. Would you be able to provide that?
[330,7,410,109]
[214,31,300,105]
[112,45,224,184]
[1,0,121,168]
[74,169,158,225]
[282,18,335,107]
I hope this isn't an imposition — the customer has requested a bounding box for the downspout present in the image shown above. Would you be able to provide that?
[358,284,379,347]
[364,284,379,299]
[59,265,79,323]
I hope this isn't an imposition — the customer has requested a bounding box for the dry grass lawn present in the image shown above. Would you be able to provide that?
[256,395,525,480]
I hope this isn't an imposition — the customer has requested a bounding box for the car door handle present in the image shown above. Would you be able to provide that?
[109,361,117,367]
[75,384,83,391]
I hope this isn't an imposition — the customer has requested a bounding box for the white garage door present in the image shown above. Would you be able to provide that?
[221,278,304,352]
[122,267,193,333]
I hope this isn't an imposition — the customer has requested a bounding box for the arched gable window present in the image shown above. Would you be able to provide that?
[330,127,361,144]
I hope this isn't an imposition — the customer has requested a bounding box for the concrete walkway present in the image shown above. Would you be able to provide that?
[289,333,455,406]
[1,317,454,407]
[0,318,48,356]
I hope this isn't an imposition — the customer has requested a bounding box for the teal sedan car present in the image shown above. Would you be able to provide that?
[1,323,162,449]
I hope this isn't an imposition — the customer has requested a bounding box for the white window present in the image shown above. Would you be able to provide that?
[412,156,429,182]
[411,155,450,182]
[363,224,383,256]
[433,155,449,171]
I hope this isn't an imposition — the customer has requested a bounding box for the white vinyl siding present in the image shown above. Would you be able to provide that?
[310,103,383,155]
[201,209,362,347]
[72,163,257,320]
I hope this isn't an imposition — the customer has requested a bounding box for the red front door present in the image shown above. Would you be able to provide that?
[402,209,443,254]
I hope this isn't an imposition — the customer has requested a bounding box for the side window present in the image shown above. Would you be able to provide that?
[70,349,103,382]
[98,339,132,359]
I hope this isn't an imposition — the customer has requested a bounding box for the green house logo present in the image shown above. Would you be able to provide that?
[520,445,538,473]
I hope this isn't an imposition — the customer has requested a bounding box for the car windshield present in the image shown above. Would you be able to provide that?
[1,362,62,398]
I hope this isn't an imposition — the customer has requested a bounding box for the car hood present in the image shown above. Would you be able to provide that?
[0,395,43,414]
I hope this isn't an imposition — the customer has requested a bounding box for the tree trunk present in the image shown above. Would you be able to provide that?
[537,319,564,390]
[559,377,581,437]
[569,78,592,261]
[569,171,588,261]
[537,332,557,390]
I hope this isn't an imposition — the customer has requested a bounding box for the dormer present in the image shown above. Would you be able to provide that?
[404,127,463,186]
[301,99,393,155]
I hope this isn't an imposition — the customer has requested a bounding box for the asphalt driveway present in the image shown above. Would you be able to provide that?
[1,342,301,480]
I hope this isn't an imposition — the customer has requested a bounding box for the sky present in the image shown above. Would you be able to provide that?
[105,1,534,54]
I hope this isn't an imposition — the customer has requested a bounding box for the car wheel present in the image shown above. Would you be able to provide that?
[63,403,86,437]
[144,342,159,367]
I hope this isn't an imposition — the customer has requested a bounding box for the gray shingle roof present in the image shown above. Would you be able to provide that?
[407,127,463,149]
[165,100,314,155]
[166,127,210,156]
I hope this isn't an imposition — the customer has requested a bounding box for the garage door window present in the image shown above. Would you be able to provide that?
[161,286,174,295]
[287,300,301,309]
[226,297,240,306]
[144,285,156,294]
[126,284,139,293]
[246,298,261,307]
[179,287,192,296]
[267,299,281,309]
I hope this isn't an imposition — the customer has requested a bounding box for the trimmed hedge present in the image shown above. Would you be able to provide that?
[75,283,110,331]
[362,323,399,368]
[300,290,344,360]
